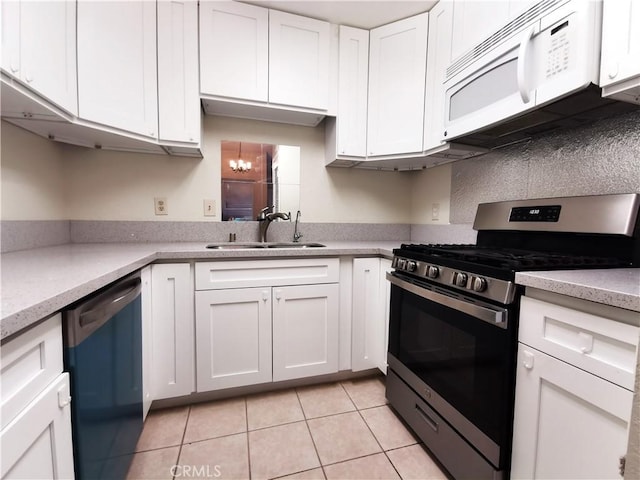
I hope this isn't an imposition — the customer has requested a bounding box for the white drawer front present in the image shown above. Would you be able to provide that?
[519,296,639,390]
[1,314,63,430]
[195,258,340,290]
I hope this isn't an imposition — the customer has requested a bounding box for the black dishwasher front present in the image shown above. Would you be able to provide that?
[63,271,143,480]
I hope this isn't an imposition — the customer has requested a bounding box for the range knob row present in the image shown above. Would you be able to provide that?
[452,272,487,292]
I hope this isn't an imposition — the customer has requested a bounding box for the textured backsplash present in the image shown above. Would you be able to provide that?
[450,110,640,224]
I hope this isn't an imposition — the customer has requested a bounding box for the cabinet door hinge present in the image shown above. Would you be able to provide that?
[619,455,626,477]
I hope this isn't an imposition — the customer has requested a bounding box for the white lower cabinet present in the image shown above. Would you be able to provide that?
[0,314,74,480]
[150,263,195,400]
[194,258,340,391]
[351,258,392,374]
[272,283,339,381]
[195,287,272,391]
[511,293,639,479]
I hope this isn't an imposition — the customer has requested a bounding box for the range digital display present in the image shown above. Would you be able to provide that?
[509,205,561,222]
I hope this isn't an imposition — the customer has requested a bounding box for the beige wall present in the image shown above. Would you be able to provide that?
[1,122,68,221]
[1,116,418,223]
[410,163,452,224]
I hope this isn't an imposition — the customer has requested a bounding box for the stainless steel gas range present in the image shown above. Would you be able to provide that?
[385,193,640,480]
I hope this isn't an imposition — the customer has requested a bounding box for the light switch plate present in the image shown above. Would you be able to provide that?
[204,199,216,217]
[431,203,440,221]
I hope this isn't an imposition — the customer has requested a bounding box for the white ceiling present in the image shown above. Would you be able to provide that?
[240,1,438,29]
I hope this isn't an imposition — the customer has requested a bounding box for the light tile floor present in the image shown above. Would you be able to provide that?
[127,375,449,480]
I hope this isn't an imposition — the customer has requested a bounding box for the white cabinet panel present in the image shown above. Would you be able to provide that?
[158,0,201,146]
[1,0,77,115]
[367,13,428,156]
[351,258,392,374]
[195,287,272,391]
[141,266,153,420]
[511,345,632,480]
[199,1,268,102]
[151,264,194,400]
[269,10,330,110]
[600,0,640,104]
[424,1,454,151]
[77,1,158,138]
[1,314,63,431]
[0,373,74,480]
[336,25,369,157]
[272,284,339,381]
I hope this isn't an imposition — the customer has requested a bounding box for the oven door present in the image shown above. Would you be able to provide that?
[386,272,516,469]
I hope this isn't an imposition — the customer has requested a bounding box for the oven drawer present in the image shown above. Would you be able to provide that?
[386,370,503,480]
[519,295,639,390]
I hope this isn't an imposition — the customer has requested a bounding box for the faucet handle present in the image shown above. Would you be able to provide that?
[257,205,274,221]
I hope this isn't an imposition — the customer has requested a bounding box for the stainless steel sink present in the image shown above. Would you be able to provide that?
[206,242,325,249]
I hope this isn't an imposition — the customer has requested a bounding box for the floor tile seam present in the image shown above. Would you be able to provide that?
[301,407,359,422]
[245,397,253,480]
[337,380,359,411]
[320,450,394,469]
[180,430,248,447]
[295,388,325,477]
[174,405,192,480]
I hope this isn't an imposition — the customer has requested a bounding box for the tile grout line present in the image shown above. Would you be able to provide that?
[174,405,192,480]
[295,386,327,480]
[244,396,252,480]
[344,381,407,480]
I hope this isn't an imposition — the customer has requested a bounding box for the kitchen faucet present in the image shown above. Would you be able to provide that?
[293,210,303,242]
[257,206,290,242]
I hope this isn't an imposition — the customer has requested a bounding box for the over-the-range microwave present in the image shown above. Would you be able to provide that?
[442,0,635,149]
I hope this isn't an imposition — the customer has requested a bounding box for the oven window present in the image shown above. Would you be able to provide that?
[388,283,516,445]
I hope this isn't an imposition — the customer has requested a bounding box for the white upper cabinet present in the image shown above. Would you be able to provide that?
[1,0,77,116]
[158,0,201,151]
[337,25,369,157]
[269,10,330,110]
[77,1,158,138]
[599,0,640,104]
[450,0,510,61]
[367,13,429,156]
[423,1,454,152]
[199,1,268,102]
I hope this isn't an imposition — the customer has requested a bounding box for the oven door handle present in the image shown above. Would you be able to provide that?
[387,273,508,329]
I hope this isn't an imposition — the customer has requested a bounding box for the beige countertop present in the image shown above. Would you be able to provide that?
[516,269,640,312]
[1,241,402,340]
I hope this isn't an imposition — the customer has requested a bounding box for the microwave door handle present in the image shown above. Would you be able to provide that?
[517,25,535,103]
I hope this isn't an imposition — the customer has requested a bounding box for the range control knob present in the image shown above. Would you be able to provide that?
[453,272,468,287]
[471,276,487,292]
[397,259,406,270]
[427,266,440,279]
[406,261,417,272]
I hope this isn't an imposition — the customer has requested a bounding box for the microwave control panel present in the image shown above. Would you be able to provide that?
[546,20,571,79]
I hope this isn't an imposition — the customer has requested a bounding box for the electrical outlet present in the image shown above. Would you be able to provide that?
[154,197,168,215]
[431,203,440,221]
[204,199,216,217]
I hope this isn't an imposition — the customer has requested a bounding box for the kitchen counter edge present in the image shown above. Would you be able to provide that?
[1,241,401,341]
[515,269,640,313]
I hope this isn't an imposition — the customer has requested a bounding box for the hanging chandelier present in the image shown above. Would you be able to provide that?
[230,142,252,172]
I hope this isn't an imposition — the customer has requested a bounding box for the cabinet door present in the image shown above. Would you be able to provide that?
[140,266,153,420]
[367,13,428,156]
[511,345,633,480]
[151,264,194,400]
[273,284,339,381]
[0,373,74,480]
[336,25,369,157]
[269,10,330,110]
[450,0,510,61]
[1,0,77,115]
[600,0,640,89]
[351,258,384,372]
[379,258,393,374]
[77,1,158,138]
[424,0,454,151]
[158,0,200,145]
[195,288,272,391]
[199,1,268,102]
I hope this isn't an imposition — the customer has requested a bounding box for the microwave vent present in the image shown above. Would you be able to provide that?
[446,0,565,80]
